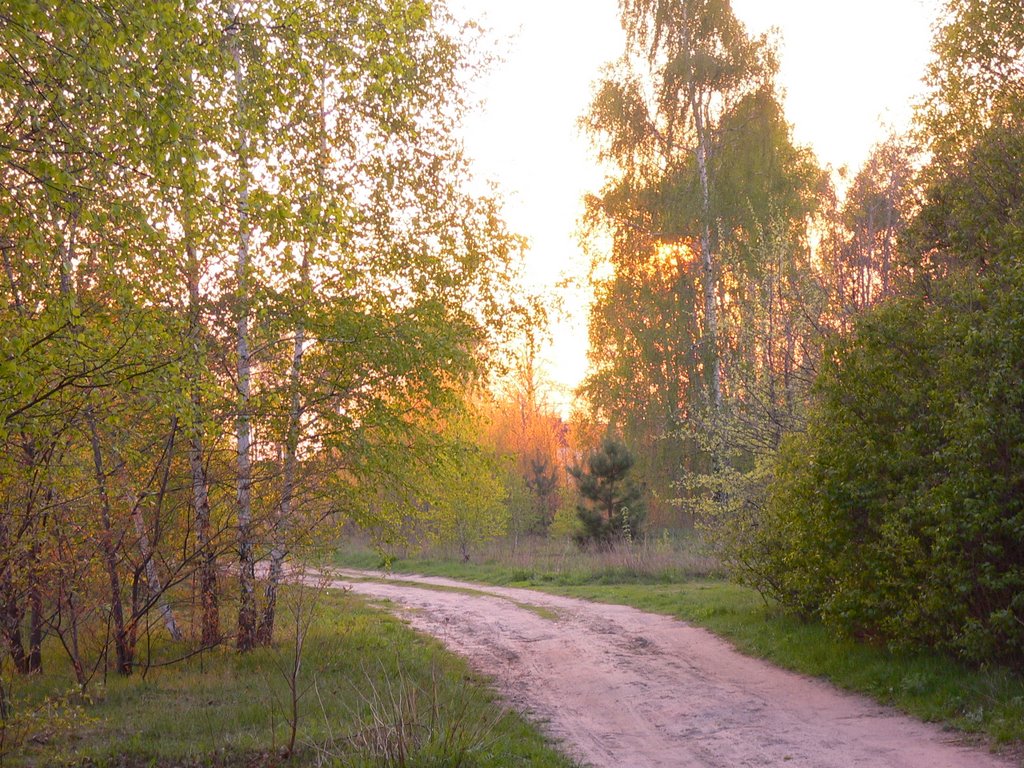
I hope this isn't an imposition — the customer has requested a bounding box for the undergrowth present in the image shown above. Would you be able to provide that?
[2,588,575,768]
[333,531,721,586]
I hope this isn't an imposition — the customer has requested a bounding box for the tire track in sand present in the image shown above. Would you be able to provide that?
[320,568,1017,768]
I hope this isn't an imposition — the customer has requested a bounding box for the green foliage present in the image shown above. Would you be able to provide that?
[729,2,1024,670]
[503,468,538,540]
[743,108,1024,667]
[920,0,1024,164]
[0,0,528,678]
[580,0,824,527]
[425,436,510,563]
[482,332,566,539]
[357,408,511,564]
[525,456,558,515]
[569,438,646,547]
[549,485,583,540]
[502,456,559,540]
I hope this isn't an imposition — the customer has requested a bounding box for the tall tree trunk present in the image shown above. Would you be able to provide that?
[691,98,722,417]
[257,305,306,644]
[151,428,182,642]
[0,554,29,675]
[20,438,47,674]
[229,7,257,653]
[257,72,328,645]
[57,206,79,298]
[764,272,781,449]
[783,313,797,420]
[87,410,133,675]
[55,563,87,688]
[27,552,42,673]
[129,419,182,642]
[189,430,220,646]
[184,228,220,647]
[256,318,304,645]
[675,2,723,419]
[864,209,876,307]
[881,190,894,298]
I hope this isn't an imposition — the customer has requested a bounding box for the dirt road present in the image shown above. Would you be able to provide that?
[324,569,1016,768]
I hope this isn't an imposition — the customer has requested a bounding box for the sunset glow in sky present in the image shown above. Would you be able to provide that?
[449,0,939,413]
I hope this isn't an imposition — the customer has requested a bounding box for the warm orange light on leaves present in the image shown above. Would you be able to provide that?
[646,239,696,277]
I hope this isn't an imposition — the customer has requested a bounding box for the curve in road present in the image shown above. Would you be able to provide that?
[321,569,1016,768]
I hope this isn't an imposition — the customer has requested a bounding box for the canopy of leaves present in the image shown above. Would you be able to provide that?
[580,2,823,523]
[920,0,1024,164]
[0,0,526,679]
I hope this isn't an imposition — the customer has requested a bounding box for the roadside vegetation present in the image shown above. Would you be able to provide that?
[570,0,1024,676]
[336,529,721,585]
[0,1,564,763]
[2,585,575,767]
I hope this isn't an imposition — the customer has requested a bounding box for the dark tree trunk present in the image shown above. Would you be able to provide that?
[88,411,133,675]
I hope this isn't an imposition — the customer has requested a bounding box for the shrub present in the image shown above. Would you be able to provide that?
[738,106,1024,668]
[743,268,1024,666]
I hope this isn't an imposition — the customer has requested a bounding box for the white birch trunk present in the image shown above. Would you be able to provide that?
[677,1,722,417]
[691,97,723,414]
[257,316,304,644]
[228,3,257,652]
[257,76,328,643]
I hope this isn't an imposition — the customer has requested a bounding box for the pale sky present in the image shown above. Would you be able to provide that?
[449,0,939,413]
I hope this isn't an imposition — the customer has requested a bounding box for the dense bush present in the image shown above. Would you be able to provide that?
[740,114,1024,667]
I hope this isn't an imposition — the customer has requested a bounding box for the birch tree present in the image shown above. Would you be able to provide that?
[610,0,769,413]
[1,0,528,676]
[582,1,820,522]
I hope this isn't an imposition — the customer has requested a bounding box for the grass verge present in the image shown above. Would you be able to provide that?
[334,544,1024,752]
[333,533,720,586]
[5,587,576,768]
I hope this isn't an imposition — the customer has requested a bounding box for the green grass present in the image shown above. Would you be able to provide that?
[4,588,577,767]
[333,532,721,586]
[334,541,1024,752]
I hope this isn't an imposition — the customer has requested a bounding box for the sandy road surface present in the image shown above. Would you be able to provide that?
[322,568,1016,768]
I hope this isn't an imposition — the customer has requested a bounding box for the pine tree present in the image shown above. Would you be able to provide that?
[569,438,645,548]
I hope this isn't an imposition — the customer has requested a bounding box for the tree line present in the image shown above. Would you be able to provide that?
[578,0,1024,667]
[0,0,527,687]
